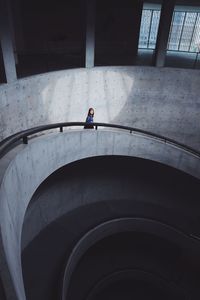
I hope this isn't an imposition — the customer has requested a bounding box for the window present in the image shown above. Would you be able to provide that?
[139,9,160,49]
[168,11,200,52]
[139,8,200,53]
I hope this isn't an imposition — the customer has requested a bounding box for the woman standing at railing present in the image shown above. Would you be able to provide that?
[84,108,94,129]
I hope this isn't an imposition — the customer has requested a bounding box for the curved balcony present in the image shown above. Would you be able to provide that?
[0,123,200,299]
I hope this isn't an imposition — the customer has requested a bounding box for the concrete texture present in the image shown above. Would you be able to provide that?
[0,129,200,299]
[20,154,200,299]
[0,66,200,150]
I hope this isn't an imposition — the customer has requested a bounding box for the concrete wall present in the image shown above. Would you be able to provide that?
[0,129,200,299]
[22,153,200,252]
[0,66,200,150]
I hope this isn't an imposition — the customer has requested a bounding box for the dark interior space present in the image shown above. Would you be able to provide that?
[95,0,143,66]
[0,277,6,300]
[17,0,86,76]
[22,156,200,300]
[0,0,199,79]
[68,232,187,300]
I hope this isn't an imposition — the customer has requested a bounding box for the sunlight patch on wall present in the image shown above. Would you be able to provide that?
[41,69,134,124]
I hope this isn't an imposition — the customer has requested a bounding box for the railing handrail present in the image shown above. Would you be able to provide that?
[0,122,200,159]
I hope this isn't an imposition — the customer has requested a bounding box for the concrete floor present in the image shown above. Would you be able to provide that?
[136,49,200,69]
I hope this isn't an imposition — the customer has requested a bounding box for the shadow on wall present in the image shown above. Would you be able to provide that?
[0,276,6,300]
[21,156,200,300]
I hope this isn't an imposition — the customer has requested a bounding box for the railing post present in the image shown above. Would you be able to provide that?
[95,125,98,130]
[60,127,63,132]
[23,136,28,144]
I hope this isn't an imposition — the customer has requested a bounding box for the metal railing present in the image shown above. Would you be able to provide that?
[0,122,200,159]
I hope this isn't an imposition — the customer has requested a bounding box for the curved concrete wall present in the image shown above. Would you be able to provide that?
[62,218,199,300]
[22,151,200,252]
[20,155,200,300]
[0,129,200,299]
[0,66,200,150]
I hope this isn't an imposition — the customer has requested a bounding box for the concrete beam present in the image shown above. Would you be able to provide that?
[0,0,17,83]
[85,0,96,68]
[10,0,25,60]
[0,237,18,300]
[153,0,175,67]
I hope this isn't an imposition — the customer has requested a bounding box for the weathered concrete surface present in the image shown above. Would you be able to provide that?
[0,129,200,299]
[0,66,200,150]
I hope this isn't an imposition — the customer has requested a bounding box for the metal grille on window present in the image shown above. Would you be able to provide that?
[139,9,161,49]
[139,9,200,53]
[168,12,200,53]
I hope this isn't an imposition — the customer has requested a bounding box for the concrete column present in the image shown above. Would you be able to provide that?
[132,0,143,63]
[11,0,25,61]
[0,44,6,83]
[0,0,17,83]
[6,0,19,64]
[85,0,96,68]
[153,0,175,67]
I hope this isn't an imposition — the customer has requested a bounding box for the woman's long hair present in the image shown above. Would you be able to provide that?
[88,108,94,116]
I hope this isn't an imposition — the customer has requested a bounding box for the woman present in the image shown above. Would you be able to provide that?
[84,108,94,129]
